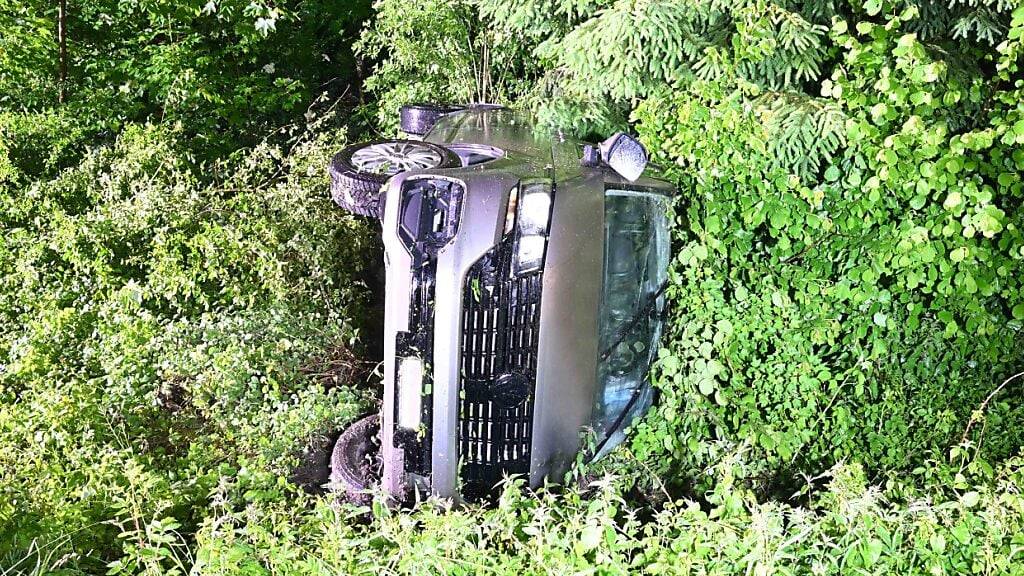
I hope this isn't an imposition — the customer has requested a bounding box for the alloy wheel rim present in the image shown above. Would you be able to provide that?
[350,142,444,175]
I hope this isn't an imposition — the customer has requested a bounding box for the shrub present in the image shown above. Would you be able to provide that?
[0,108,374,572]
[0,110,97,181]
[1,0,372,149]
[187,457,1024,575]
[355,0,538,132]
[627,8,1024,489]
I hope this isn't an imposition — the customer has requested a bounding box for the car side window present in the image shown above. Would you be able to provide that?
[592,188,671,457]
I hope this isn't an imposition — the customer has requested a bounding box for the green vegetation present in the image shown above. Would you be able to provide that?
[0,0,370,156]
[2,0,1023,573]
[0,110,376,572]
[631,7,1024,489]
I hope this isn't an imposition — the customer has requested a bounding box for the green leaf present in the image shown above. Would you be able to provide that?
[976,205,1005,238]
[771,291,786,308]
[770,209,789,229]
[951,523,971,544]
[960,491,980,508]
[707,359,725,377]
[946,157,962,174]
[661,354,681,375]
[715,318,734,335]
[862,538,885,566]
[580,524,602,551]
[897,33,916,48]
[943,191,962,210]
[929,533,946,553]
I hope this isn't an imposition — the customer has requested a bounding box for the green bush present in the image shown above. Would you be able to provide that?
[0,0,372,154]
[183,457,1024,575]
[0,110,96,181]
[0,109,373,572]
[625,8,1024,488]
[355,0,537,132]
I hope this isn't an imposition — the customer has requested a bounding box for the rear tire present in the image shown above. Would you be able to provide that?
[329,140,460,218]
[400,103,463,136]
[330,414,382,506]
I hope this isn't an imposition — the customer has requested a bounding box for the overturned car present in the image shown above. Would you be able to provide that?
[328,104,673,503]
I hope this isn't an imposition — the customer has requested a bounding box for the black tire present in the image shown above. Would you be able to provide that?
[400,103,463,136]
[329,140,460,218]
[330,414,381,506]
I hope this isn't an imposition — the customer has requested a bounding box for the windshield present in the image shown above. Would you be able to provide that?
[591,188,671,458]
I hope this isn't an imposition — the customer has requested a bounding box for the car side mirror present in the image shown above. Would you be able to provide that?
[599,133,648,182]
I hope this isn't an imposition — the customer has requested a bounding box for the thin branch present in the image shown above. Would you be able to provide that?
[57,0,68,103]
[959,370,1024,447]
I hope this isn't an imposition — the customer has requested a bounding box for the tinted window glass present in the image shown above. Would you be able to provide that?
[592,189,670,457]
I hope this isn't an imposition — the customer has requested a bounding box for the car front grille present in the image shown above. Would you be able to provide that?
[459,239,543,500]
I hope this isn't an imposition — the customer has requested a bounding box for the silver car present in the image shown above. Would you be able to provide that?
[328,104,672,503]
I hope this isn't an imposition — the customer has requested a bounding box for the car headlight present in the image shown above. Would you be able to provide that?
[512,181,552,274]
[397,356,423,430]
[517,185,551,235]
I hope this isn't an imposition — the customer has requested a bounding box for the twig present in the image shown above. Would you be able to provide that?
[959,370,1024,447]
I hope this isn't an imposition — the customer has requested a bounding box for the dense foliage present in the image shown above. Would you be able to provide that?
[0,111,376,572]
[2,0,1023,573]
[193,459,1024,575]
[355,0,537,132]
[0,0,371,155]
[2,119,1020,571]
[629,7,1024,488]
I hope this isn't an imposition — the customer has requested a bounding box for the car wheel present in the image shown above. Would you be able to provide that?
[329,140,461,218]
[400,103,463,136]
[330,414,382,505]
